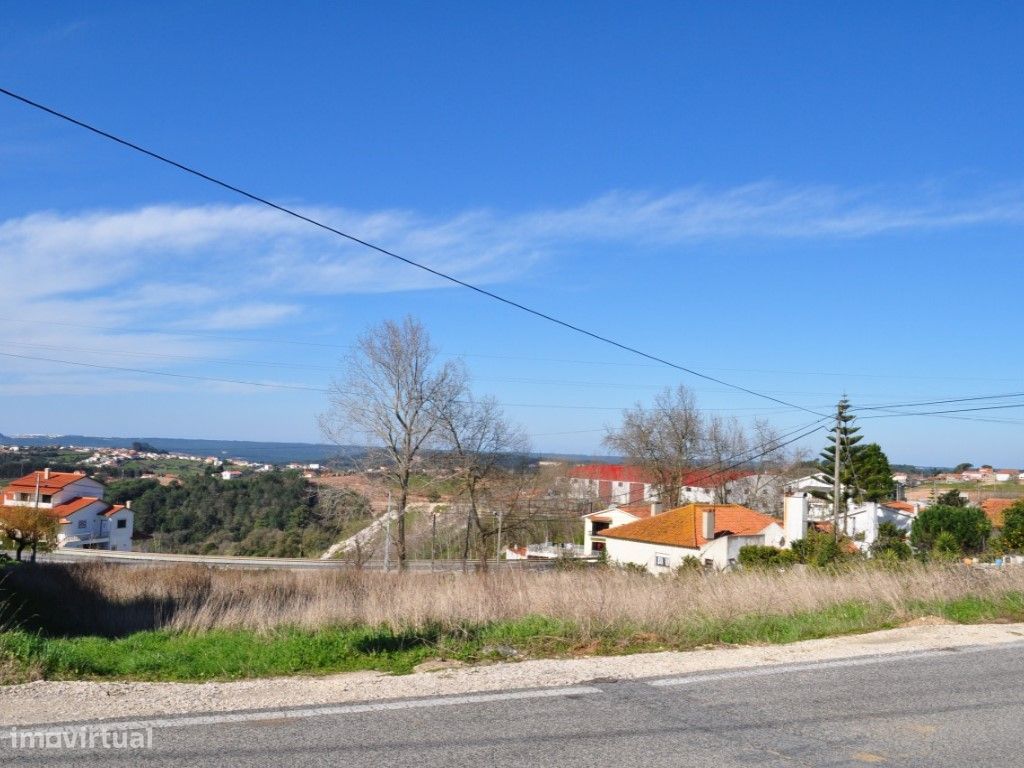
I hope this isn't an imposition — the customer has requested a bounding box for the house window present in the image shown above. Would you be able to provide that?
[116,519,127,529]
[78,520,87,529]
[17,493,29,502]
[41,495,52,503]
[654,554,670,568]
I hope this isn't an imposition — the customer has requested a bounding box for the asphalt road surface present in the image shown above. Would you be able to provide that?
[4,642,1024,767]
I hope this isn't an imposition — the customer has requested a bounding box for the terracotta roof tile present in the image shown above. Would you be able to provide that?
[5,471,92,496]
[601,503,776,549]
[982,498,1017,527]
[567,464,752,488]
[882,501,916,513]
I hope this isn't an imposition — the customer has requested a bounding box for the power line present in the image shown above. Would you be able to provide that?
[0,351,330,393]
[853,391,1024,411]
[7,317,1023,383]
[0,86,827,418]
[860,402,1024,419]
[589,417,828,504]
[0,350,812,416]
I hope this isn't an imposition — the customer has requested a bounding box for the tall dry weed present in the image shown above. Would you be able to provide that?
[4,562,1022,637]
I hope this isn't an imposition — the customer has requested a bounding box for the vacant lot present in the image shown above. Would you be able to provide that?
[3,562,1024,682]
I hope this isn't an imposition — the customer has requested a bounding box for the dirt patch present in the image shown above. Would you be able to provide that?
[902,615,954,628]
[0,654,40,686]
[413,659,467,673]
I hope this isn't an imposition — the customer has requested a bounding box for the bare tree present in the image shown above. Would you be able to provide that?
[603,385,702,507]
[727,419,809,515]
[321,316,466,569]
[439,395,529,570]
[702,414,748,502]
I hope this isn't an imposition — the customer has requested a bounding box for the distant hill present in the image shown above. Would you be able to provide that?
[0,434,360,465]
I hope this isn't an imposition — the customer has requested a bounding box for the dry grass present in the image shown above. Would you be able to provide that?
[6,562,1024,639]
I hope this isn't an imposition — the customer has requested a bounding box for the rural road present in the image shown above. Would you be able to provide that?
[4,640,1024,766]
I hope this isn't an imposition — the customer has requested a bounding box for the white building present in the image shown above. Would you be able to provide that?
[783,493,917,553]
[582,500,665,556]
[599,502,784,573]
[2,469,134,551]
[567,464,748,507]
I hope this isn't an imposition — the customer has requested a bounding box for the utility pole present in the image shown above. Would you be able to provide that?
[495,508,503,567]
[383,491,392,573]
[832,401,843,543]
[430,509,437,573]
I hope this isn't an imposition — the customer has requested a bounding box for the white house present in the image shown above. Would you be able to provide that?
[582,500,665,556]
[1,469,134,551]
[783,493,916,553]
[567,464,749,507]
[599,502,784,573]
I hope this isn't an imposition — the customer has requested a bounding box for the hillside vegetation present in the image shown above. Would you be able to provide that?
[107,473,370,557]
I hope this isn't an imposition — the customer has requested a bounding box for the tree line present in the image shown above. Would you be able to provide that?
[108,473,369,557]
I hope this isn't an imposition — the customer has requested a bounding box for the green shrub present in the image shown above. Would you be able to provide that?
[738,545,797,569]
[870,521,911,561]
[911,505,990,554]
[1001,501,1024,552]
[932,531,962,561]
[792,529,848,567]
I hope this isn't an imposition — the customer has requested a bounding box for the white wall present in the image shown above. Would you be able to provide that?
[105,509,134,551]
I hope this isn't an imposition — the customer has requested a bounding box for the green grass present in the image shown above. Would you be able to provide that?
[4,593,1024,684]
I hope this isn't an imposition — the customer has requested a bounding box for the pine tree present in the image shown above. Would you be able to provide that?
[812,398,864,520]
[857,443,896,502]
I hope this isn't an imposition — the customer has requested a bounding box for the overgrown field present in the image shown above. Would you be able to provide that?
[3,562,1024,683]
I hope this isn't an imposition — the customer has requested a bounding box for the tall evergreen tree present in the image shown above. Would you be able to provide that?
[856,443,896,502]
[813,398,864,510]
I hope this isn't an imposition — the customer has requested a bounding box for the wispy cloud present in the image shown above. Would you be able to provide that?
[2,180,1024,396]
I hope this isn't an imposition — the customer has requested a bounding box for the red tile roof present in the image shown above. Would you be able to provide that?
[601,503,777,549]
[51,496,104,516]
[618,502,661,519]
[882,501,916,513]
[5,470,93,496]
[982,498,1018,528]
[567,464,751,488]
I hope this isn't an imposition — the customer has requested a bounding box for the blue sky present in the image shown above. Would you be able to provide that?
[2,1,1023,465]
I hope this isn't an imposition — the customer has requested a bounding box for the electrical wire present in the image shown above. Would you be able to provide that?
[0,86,828,418]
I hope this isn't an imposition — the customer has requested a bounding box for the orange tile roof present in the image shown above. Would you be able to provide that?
[601,503,776,549]
[51,496,104,516]
[982,498,1018,527]
[618,502,660,519]
[882,501,916,513]
[5,470,92,496]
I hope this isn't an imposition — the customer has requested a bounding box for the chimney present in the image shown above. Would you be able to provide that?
[650,500,664,516]
[701,508,716,541]
[783,493,809,546]
[126,500,132,509]
[43,467,50,480]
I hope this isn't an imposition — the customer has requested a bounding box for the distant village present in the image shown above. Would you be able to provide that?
[2,441,1023,571]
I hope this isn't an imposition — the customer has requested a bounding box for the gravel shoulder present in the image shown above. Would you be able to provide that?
[3,621,1023,727]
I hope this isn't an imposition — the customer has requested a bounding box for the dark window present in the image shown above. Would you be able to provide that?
[116,519,127,529]
[41,495,52,503]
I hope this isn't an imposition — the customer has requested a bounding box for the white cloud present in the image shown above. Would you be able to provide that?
[2,180,1024,396]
